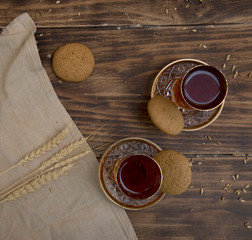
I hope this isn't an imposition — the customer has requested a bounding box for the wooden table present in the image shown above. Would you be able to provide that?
[1,1,252,239]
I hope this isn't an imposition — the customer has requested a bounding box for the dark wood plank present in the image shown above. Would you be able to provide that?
[1,1,252,240]
[127,155,252,240]
[35,23,252,154]
[1,0,252,28]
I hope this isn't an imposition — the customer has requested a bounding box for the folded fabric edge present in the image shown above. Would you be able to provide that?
[1,13,35,36]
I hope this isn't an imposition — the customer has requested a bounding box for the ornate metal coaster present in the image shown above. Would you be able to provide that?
[99,137,165,210]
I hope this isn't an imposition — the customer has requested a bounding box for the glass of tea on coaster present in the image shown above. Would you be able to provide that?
[99,137,166,210]
[151,59,228,131]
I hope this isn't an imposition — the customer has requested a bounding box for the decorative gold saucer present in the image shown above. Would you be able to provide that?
[99,137,165,210]
[151,59,225,131]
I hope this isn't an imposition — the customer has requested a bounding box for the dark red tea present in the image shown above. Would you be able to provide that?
[181,65,227,110]
[116,155,162,200]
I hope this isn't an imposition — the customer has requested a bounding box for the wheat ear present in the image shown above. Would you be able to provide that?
[0,151,90,201]
[0,124,72,177]
[0,163,75,205]
[0,137,86,196]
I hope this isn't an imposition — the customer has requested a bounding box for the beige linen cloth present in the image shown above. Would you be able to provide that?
[0,13,137,240]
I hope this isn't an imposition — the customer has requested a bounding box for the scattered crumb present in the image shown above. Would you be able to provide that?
[233,71,238,79]
[48,8,52,13]
[234,189,240,195]
[238,197,245,202]
[189,159,193,166]
[200,188,204,195]
[225,54,231,61]
[58,80,63,84]
[206,135,212,140]
[165,9,169,14]
[197,162,202,165]
[23,163,28,167]
[46,53,52,58]
[77,12,81,16]
[25,198,29,202]
[56,0,61,4]
[222,63,226,69]
[221,196,225,200]
[49,187,54,192]
[192,29,197,32]
[216,141,221,145]
[188,208,194,212]
[39,33,44,37]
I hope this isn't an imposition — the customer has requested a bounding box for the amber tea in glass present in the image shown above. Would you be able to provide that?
[181,65,228,111]
[114,154,162,200]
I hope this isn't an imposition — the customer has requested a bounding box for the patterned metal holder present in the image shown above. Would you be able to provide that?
[151,59,224,131]
[99,137,165,210]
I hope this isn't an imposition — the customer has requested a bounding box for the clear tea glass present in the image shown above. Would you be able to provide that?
[113,154,163,200]
[180,65,228,111]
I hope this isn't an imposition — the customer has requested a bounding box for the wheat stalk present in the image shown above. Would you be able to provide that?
[0,150,90,201]
[0,137,86,196]
[0,163,75,205]
[0,124,72,177]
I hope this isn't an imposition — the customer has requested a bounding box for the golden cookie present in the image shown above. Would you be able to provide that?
[148,96,184,135]
[52,43,95,82]
[154,150,191,195]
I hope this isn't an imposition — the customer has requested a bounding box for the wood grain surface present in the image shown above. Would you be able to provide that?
[1,0,252,239]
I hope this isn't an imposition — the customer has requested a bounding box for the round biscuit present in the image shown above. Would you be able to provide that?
[148,96,184,135]
[154,150,191,195]
[52,43,95,82]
